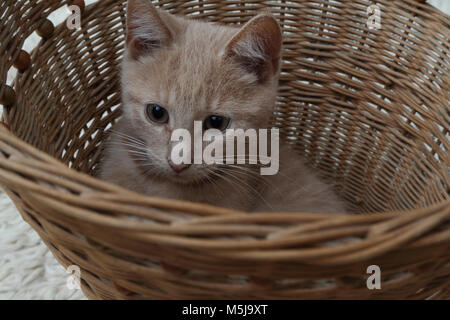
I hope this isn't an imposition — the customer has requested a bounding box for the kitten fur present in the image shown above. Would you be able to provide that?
[98,0,346,213]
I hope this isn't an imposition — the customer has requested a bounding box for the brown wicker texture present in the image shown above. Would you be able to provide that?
[0,0,449,299]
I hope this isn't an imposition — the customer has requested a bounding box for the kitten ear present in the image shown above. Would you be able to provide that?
[126,0,174,60]
[225,14,282,82]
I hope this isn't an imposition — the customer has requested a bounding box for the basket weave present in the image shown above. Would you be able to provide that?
[0,0,449,299]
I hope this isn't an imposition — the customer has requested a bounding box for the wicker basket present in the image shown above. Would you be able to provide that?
[0,0,449,300]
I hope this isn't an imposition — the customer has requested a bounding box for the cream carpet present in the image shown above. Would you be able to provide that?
[0,0,448,300]
[0,193,85,299]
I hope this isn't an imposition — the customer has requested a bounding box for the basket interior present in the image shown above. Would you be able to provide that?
[1,0,449,214]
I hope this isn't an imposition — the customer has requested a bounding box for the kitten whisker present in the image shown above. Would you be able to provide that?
[105,141,148,152]
[203,169,225,197]
[213,167,273,210]
[206,168,251,200]
[223,166,284,197]
[110,130,147,147]
[216,158,294,182]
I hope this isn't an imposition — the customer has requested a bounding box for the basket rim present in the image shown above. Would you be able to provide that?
[0,122,448,220]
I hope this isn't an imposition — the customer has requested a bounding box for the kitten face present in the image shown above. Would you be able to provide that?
[120,0,282,184]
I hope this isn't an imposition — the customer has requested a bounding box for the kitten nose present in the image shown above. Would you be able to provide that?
[168,160,191,174]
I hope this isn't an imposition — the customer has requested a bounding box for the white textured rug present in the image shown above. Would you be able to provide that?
[0,193,85,299]
[0,0,448,300]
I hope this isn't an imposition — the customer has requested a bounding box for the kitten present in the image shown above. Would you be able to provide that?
[98,0,346,213]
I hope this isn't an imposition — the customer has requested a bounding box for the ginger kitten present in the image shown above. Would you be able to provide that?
[98,0,346,213]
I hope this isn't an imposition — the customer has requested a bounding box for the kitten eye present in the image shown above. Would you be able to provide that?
[146,104,169,124]
[204,115,230,131]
